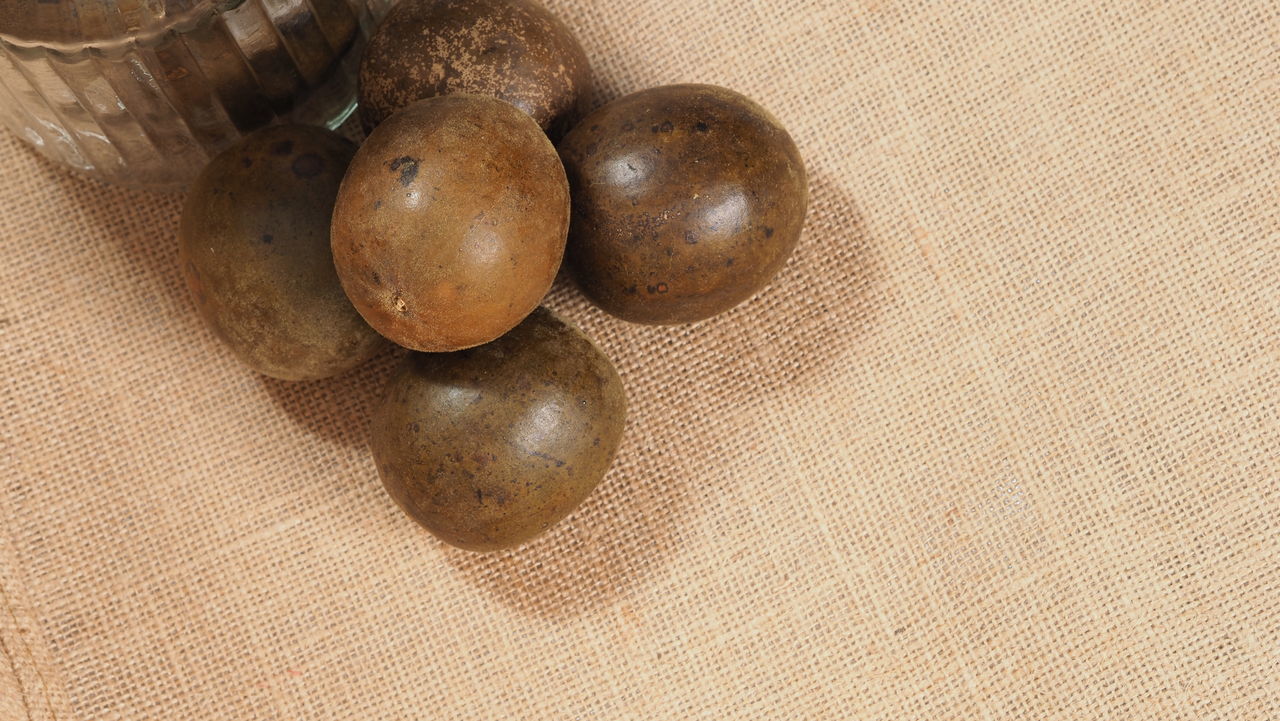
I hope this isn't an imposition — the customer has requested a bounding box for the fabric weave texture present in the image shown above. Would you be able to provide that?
[2,1,1279,718]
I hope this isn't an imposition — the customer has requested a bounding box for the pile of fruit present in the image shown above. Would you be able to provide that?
[178,0,808,552]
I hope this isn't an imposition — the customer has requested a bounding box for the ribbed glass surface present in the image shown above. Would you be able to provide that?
[0,0,394,189]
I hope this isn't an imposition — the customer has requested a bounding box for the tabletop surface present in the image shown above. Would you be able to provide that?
[2,1,1278,718]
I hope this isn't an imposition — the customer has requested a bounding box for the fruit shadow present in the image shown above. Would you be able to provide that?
[445,170,881,620]
[557,168,882,403]
[258,345,404,449]
[689,169,884,400]
[59,142,880,619]
[46,145,400,451]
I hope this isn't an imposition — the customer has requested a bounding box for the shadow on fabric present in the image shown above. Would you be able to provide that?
[258,347,404,449]
[442,170,882,620]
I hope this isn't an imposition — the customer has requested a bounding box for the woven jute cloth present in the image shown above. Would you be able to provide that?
[3,1,1280,718]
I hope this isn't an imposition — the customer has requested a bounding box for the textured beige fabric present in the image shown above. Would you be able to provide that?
[3,0,1280,718]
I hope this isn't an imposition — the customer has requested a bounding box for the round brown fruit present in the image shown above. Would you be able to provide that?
[179,125,388,381]
[371,307,627,552]
[331,94,570,352]
[358,0,591,138]
[557,84,808,325]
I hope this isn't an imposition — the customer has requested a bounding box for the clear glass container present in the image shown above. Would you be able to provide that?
[0,0,394,189]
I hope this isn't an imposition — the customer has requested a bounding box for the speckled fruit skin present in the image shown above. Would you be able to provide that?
[358,0,592,138]
[331,95,570,352]
[371,307,627,552]
[178,125,388,381]
[557,84,809,325]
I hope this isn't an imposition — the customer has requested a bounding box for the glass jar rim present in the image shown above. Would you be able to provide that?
[0,0,246,50]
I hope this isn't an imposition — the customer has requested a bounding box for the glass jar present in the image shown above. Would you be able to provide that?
[0,0,394,189]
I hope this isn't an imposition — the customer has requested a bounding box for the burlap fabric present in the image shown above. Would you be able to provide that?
[3,1,1279,718]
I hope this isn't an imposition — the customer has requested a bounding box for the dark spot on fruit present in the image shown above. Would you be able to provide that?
[622,120,635,131]
[389,156,419,186]
[373,199,382,210]
[370,271,381,285]
[725,257,736,267]
[664,247,674,257]
[646,282,669,294]
[764,226,775,238]
[651,120,673,133]
[694,121,709,132]
[623,285,637,295]
[593,437,600,446]
[270,140,293,156]
[475,488,483,503]
[241,156,253,168]
[590,124,600,132]
[684,230,698,244]
[260,233,273,244]
[292,153,323,178]
[529,450,566,466]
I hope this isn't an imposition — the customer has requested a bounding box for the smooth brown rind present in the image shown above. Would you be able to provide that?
[331,94,570,352]
[358,0,592,138]
[371,308,628,552]
[178,125,388,381]
[557,84,809,325]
